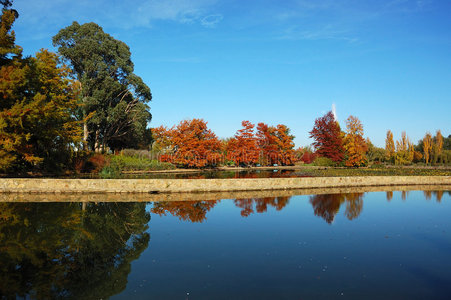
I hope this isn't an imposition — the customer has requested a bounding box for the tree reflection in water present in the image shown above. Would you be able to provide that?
[309,193,364,224]
[424,190,444,202]
[151,200,218,223]
[234,197,290,217]
[0,202,150,299]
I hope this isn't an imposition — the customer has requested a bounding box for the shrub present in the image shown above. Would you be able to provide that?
[99,154,175,178]
[313,156,336,167]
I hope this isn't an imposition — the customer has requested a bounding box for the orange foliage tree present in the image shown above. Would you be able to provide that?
[256,122,278,165]
[273,124,295,165]
[226,121,259,166]
[343,116,367,167]
[256,122,295,166]
[161,119,221,168]
[151,125,173,152]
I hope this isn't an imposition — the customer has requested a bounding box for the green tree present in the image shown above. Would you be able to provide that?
[53,22,152,152]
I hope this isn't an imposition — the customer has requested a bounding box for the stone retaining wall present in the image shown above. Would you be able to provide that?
[0,176,450,194]
[1,184,450,202]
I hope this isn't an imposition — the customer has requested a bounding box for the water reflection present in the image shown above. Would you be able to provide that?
[234,197,291,217]
[0,202,149,299]
[424,190,445,202]
[151,200,218,223]
[309,193,364,224]
[0,190,450,299]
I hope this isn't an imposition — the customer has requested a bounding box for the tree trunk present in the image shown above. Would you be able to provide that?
[95,129,100,153]
[83,120,88,150]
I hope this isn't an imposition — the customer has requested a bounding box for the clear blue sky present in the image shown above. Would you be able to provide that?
[12,0,451,147]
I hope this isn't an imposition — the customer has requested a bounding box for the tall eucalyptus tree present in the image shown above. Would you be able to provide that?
[53,22,152,151]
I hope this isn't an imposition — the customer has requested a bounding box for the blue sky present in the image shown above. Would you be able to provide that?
[11,0,451,147]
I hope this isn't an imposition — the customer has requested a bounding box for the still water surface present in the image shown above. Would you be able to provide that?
[1,190,450,299]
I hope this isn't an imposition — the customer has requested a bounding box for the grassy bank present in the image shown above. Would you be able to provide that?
[293,166,451,177]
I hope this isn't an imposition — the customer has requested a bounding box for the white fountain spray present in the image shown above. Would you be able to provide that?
[332,103,337,121]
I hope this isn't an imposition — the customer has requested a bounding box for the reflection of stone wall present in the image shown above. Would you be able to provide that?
[0,176,450,197]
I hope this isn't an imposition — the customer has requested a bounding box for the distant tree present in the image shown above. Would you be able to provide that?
[295,146,312,164]
[256,122,278,165]
[273,124,296,165]
[394,131,414,165]
[423,132,432,164]
[53,22,152,152]
[443,135,451,150]
[366,138,385,163]
[162,119,221,168]
[431,130,443,164]
[343,116,367,167]
[309,111,344,163]
[385,130,395,163]
[151,125,173,153]
[227,121,259,166]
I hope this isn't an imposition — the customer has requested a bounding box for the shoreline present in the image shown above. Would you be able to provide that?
[1,176,450,194]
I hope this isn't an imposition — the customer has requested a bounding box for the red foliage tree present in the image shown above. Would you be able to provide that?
[309,111,344,162]
[227,121,259,166]
[296,147,317,164]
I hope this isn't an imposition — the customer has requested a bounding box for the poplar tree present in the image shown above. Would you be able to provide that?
[385,130,395,162]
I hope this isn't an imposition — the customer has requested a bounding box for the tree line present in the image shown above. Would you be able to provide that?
[0,1,449,174]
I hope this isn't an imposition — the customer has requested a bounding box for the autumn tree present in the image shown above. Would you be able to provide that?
[256,122,278,165]
[0,0,20,66]
[431,130,443,164]
[273,124,296,165]
[162,119,221,168]
[151,125,173,153]
[394,131,414,165]
[385,130,395,163]
[227,121,259,166]
[343,116,367,167]
[309,111,344,163]
[423,132,432,164]
[0,3,81,172]
[53,22,152,152]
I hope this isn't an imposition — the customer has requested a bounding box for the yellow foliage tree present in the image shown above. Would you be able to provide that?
[394,131,414,165]
[432,130,443,164]
[423,132,432,164]
[343,116,367,167]
[385,130,395,162]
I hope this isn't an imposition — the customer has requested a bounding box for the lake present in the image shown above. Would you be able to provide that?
[0,189,450,299]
